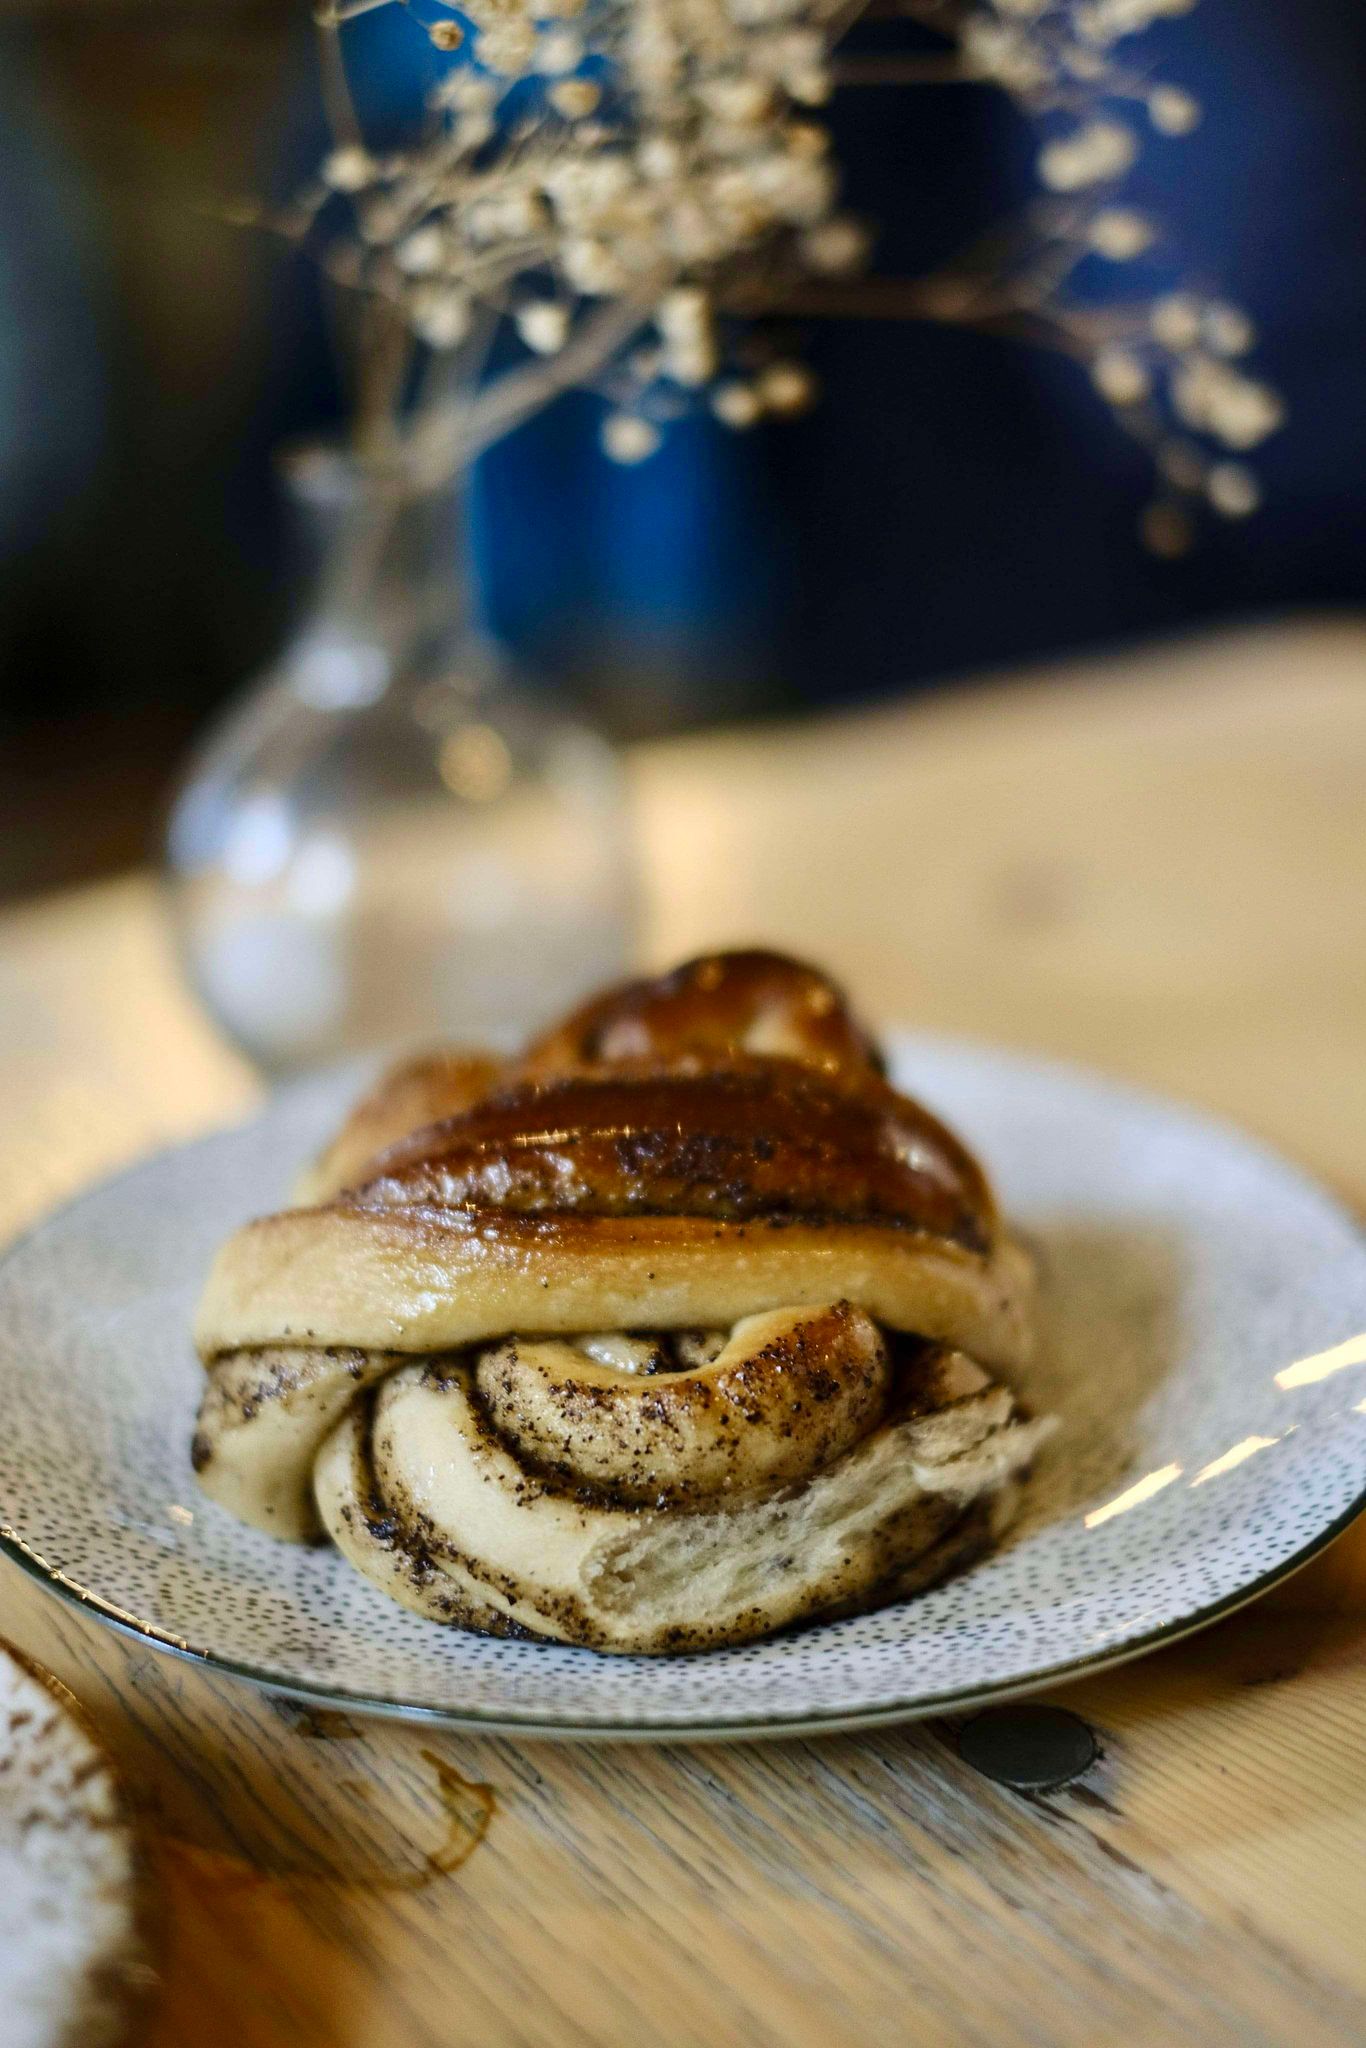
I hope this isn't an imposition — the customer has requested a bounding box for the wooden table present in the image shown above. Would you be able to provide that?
[2,616,1364,2046]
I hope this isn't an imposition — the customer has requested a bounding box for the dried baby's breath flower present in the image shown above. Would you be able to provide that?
[550,77,601,118]
[1077,0,1195,45]
[711,380,764,427]
[758,360,816,412]
[477,15,538,74]
[1148,84,1201,134]
[409,284,471,349]
[516,300,571,353]
[602,412,663,462]
[1150,292,1204,349]
[535,26,585,73]
[1206,461,1260,517]
[665,340,718,385]
[1092,345,1150,406]
[657,287,708,335]
[322,145,376,194]
[1039,120,1138,191]
[798,215,871,272]
[963,20,1048,91]
[1203,302,1255,357]
[1087,208,1156,259]
[396,225,445,275]
[1171,355,1284,449]
[1060,44,1106,81]
[563,238,630,294]
[659,289,719,383]
[290,0,1281,547]
[787,64,832,105]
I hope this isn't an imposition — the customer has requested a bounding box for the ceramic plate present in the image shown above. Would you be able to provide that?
[0,1642,142,2047]
[1,1037,1365,1741]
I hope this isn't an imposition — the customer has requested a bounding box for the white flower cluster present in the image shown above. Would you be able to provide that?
[1091,293,1281,472]
[302,0,1282,540]
[954,0,1283,543]
[309,0,861,462]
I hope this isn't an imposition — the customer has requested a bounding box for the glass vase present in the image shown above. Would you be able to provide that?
[165,447,638,1071]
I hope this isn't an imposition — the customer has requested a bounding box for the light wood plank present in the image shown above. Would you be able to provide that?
[1,616,1364,2046]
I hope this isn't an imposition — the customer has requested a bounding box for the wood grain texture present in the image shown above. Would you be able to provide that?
[1,616,1365,2046]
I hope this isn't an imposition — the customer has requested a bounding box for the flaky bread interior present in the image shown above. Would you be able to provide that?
[308,1343,1051,1653]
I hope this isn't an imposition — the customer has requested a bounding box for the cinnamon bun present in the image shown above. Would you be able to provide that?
[192,950,1050,1652]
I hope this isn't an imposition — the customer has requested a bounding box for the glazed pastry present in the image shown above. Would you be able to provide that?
[192,951,1050,1653]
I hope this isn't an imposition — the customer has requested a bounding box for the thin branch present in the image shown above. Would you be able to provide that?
[314,0,394,25]
[820,0,880,48]
[832,54,968,84]
[314,17,363,149]
[354,302,414,459]
[746,273,1138,364]
[409,273,673,478]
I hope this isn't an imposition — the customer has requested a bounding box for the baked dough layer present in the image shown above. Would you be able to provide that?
[310,1341,1049,1653]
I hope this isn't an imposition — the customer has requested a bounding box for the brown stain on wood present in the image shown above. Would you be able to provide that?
[1067,1781,1121,1819]
[153,1775,493,1895]
[271,1701,362,1740]
[420,1748,496,1875]
[159,1839,275,1902]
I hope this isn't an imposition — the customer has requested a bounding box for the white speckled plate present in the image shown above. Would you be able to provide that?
[2,1035,1365,1741]
[0,1643,143,2047]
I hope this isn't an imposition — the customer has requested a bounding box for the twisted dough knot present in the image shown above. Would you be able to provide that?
[518,946,885,1081]
[193,951,1046,1652]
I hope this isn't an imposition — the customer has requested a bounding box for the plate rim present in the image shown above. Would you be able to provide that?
[1,1034,1364,1743]
[1,1485,1363,1742]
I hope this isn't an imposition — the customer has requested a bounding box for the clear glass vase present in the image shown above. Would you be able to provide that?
[166,448,638,1072]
